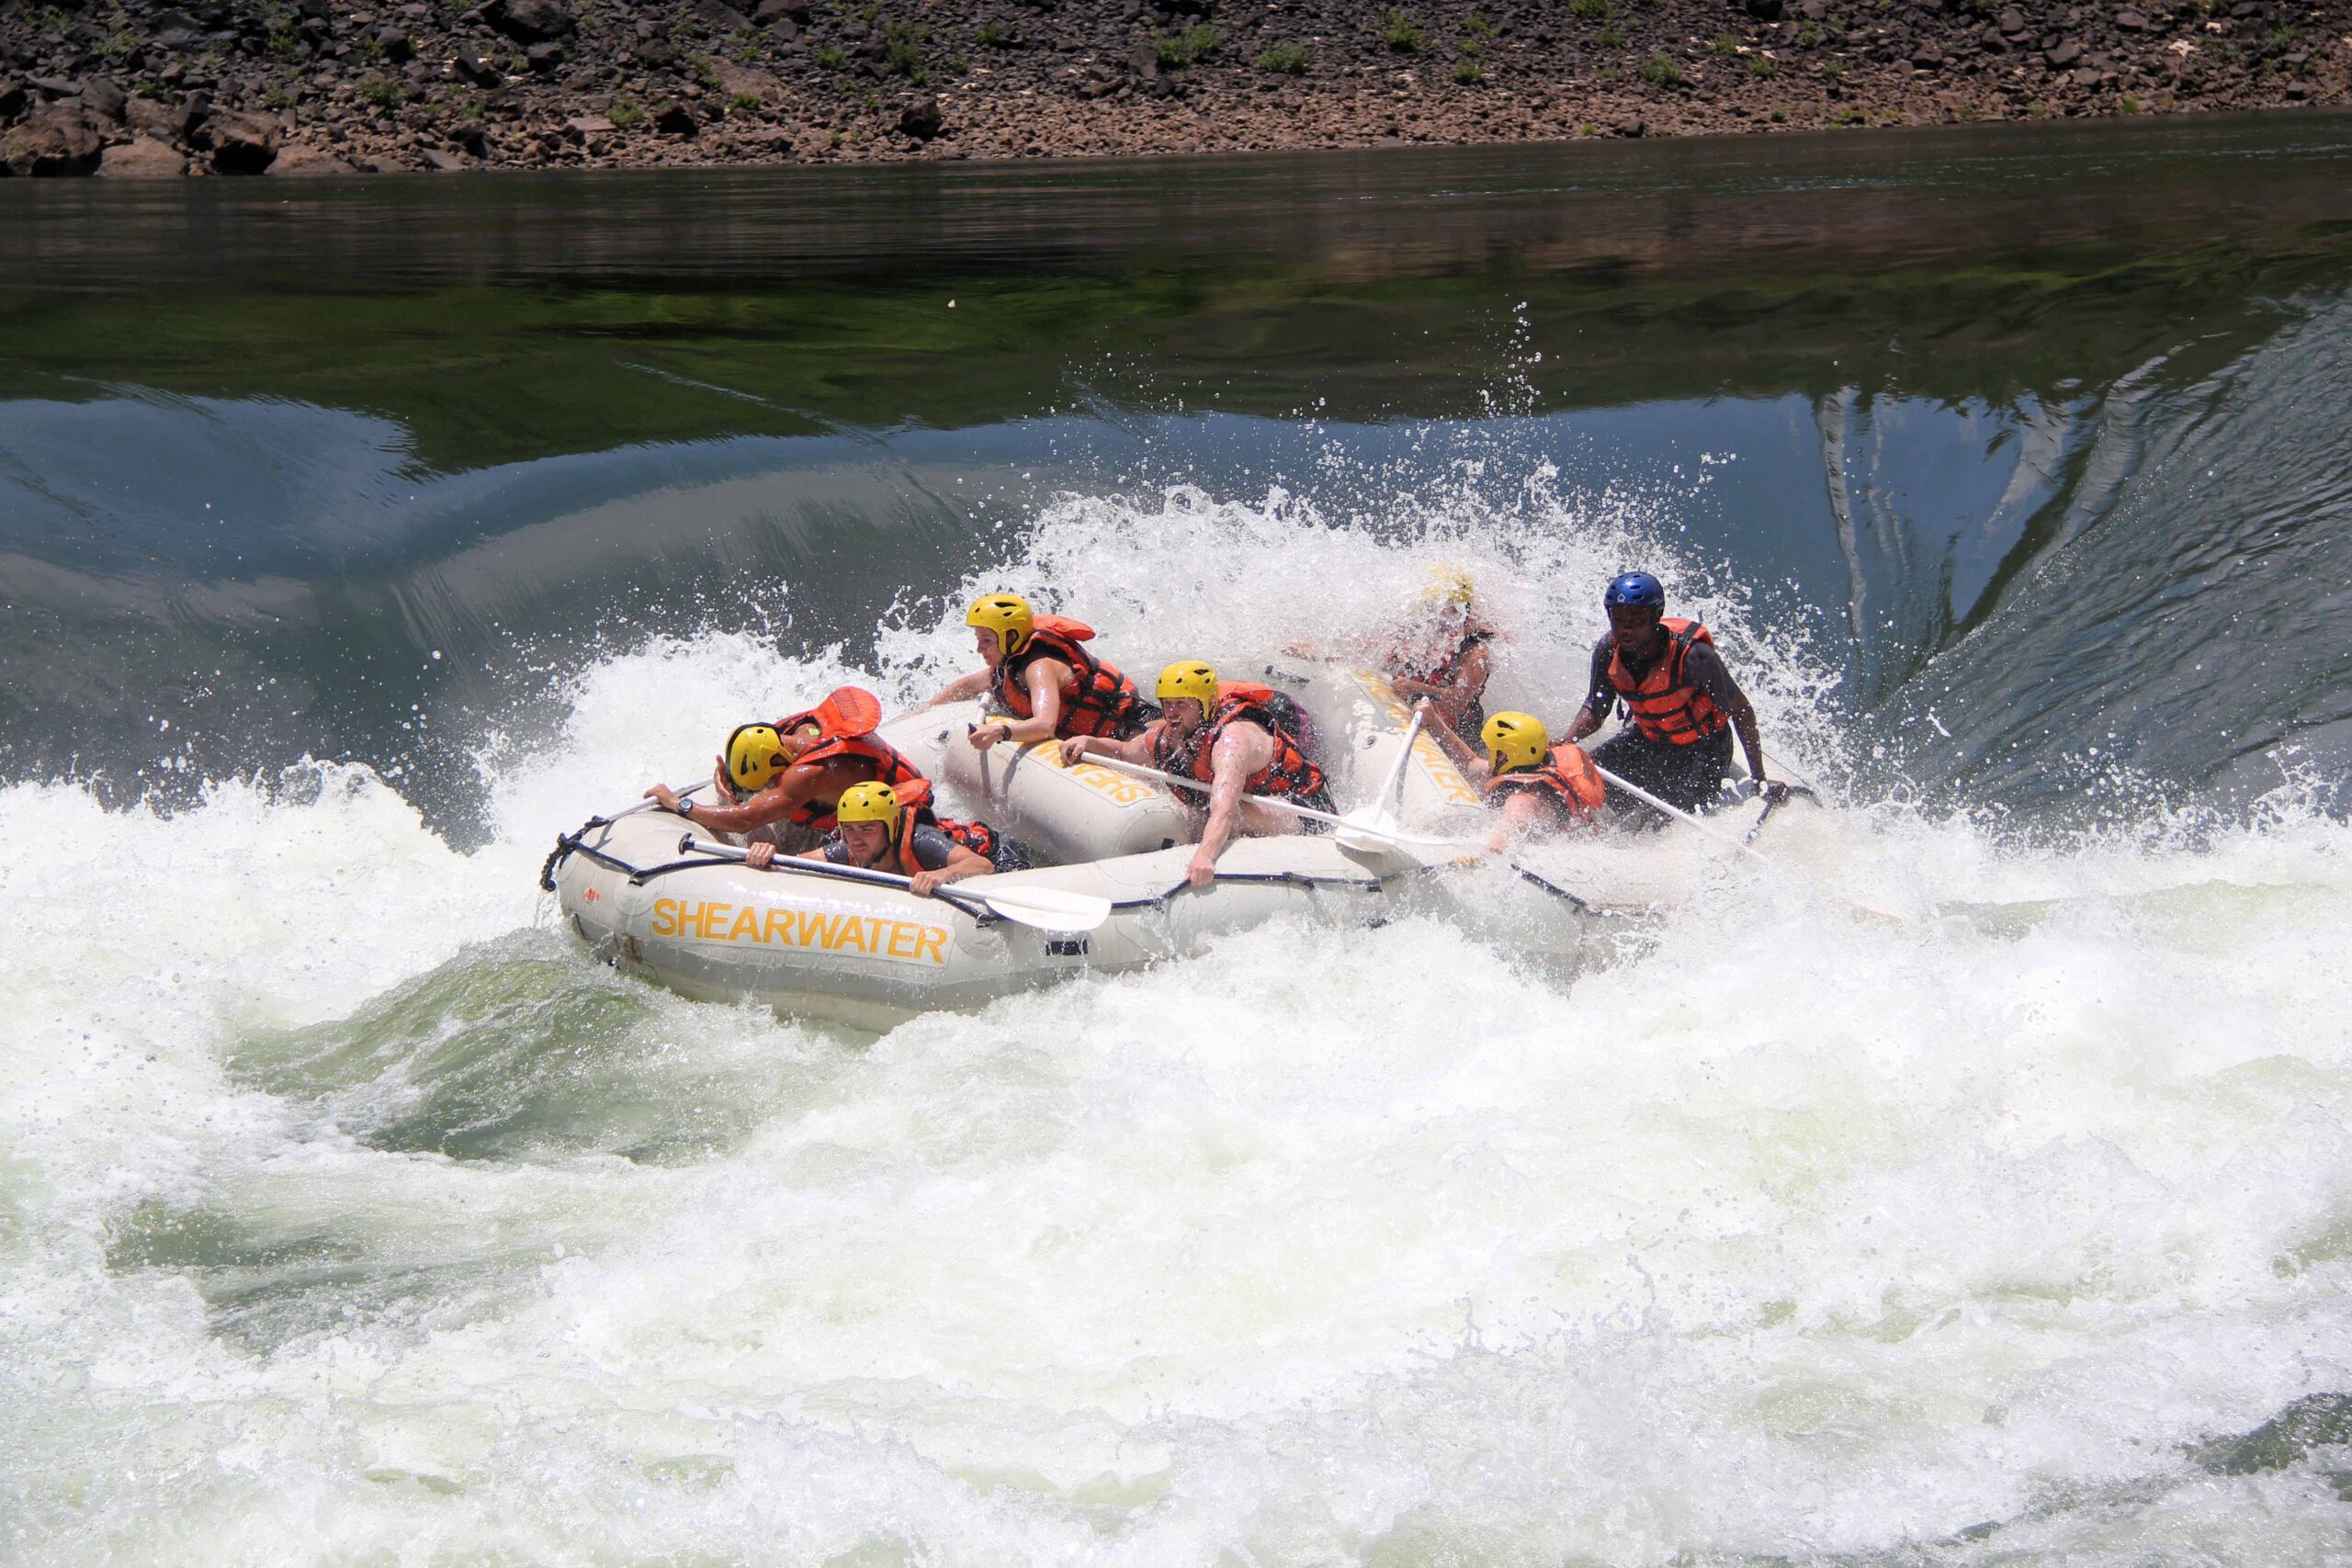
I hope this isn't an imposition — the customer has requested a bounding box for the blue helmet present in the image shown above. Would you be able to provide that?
[1604,571,1665,610]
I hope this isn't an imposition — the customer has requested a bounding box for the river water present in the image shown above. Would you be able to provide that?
[6,115,2352,1562]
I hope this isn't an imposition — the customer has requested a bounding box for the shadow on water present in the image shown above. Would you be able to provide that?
[4,114,2351,826]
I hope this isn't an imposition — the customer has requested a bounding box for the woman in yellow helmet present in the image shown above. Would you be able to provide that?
[1420,703,1604,856]
[920,592,1150,751]
[745,780,1025,896]
[1065,660,1330,887]
[1287,565,1495,746]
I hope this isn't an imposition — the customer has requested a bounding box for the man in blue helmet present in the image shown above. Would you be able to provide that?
[1564,571,1786,818]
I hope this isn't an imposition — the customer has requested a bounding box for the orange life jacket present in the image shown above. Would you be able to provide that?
[989,615,1146,739]
[1151,682,1328,804]
[1485,741,1605,820]
[1607,618,1729,746]
[778,728,931,829]
[876,810,999,876]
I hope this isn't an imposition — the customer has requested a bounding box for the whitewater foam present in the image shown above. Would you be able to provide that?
[5,490,2350,1564]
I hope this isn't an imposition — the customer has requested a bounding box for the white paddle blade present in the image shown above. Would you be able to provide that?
[1333,809,1405,856]
[973,885,1113,934]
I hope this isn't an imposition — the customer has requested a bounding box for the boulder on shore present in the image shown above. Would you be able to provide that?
[96,135,188,177]
[207,112,279,175]
[269,141,358,176]
[0,106,105,175]
[484,0,575,45]
[899,94,943,141]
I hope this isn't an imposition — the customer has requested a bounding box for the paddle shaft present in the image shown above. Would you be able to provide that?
[1590,761,1775,866]
[1334,709,1428,852]
[1369,709,1427,818]
[1589,763,1900,923]
[678,835,1109,933]
[1085,754,1467,850]
[682,834,990,915]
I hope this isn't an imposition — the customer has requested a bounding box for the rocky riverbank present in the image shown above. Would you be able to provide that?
[2,0,2346,175]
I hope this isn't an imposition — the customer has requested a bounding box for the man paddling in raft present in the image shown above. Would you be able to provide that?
[643,686,930,850]
[742,780,1028,895]
[1064,660,1332,886]
[1419,705,1605,855]
[1566,572,1788,820]
[920,592,1153,751]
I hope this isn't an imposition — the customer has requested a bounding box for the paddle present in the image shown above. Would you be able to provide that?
[1334,709,1426,855]
[678,835,1111,934]
[1589,761,1900,923]
[1083,754,1471,850]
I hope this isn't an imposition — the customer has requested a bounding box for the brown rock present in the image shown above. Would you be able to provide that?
[96,135,187,176]
[899,93,942,140]
[0,79,29,122]
[2046,39,2082,66]
[79,76,127,120]
[269,140,358,175]
[525,42,566,73]
[208,111,278,174]
[0,106,105,175]
[751,0,809,21]
[483,0,574,45]
[564,113,616,135]
[125,95,180,138]
[694,0,751,31]
[1997,7,2027,33]
[450,51,503,87]
[150,10,207,49]
[652,100,697,136]
[2114,9,2148,30]
[419,146,471,170]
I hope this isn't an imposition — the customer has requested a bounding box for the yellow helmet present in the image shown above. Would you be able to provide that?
[1157,660,1219,717]
[965,592,1035,656]
[832,780,903,841]
[725,724,791,792]
[1480,711,1549,774]
[1420,564,1476,612]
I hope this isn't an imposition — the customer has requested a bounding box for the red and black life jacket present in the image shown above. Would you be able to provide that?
[1607,618,1730,746]
[1151,682,1328,804]
[877,811,999,876]
[989,615,1145,739]
[1485,741,1605,821]
[1390,624,1493,742]
[774,722,931,830]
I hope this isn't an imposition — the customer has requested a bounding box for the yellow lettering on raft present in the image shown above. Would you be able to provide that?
[660,898,952,966]
[1355,670,1482,806]
[1018,739,1156,807]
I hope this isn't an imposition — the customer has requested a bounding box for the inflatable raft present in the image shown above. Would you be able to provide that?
[545,807,1454,1030]
[544,667,1799,1024]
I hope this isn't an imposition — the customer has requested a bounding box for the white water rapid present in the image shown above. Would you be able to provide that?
[5,486,2349,1564]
